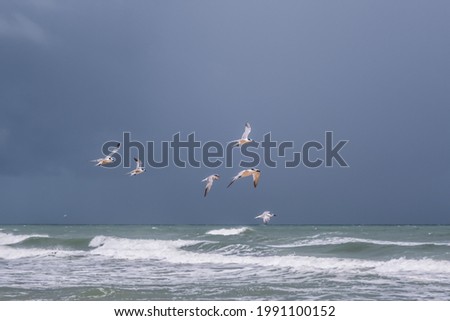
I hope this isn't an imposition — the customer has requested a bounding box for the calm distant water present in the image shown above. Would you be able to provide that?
[1,225,450,300]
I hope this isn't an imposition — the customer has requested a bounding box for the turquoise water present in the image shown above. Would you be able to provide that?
[1,225,450,300]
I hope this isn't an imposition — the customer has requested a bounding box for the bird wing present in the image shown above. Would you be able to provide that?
[107,143,121,157]
[252,171,260,188]
[227,175,240,188]
[204,180,213,197]
[134,157,142,169]
[227,170,246,188]
[241,122,251,140]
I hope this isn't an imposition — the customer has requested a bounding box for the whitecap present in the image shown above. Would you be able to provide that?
[205,227,250,236]
[86,235,450,282]
[270,237,450,248]
[0,245,85,260]
[0,232,49,246]
[88,235,109,248]
[2,232,448,284]
[88,235,203,260]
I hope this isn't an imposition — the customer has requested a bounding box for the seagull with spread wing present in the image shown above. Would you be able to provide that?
[128,157,146,176]
[227,168,261,188]
[202,174,220,197]
[231,122,253,147]
[255,211,276,224]
[91,143,120,167]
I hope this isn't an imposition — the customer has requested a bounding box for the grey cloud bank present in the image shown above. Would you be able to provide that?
[0,0,449,224]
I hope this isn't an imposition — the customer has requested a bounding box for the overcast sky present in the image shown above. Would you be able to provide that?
[1,0,449,224]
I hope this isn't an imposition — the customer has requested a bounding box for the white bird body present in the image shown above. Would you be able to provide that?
[92,157,115,166]
[255,211,276,224]
[231,122,252,147]
[227,168,261,188]
[202,174,220,197]
[92,143,120,167]
[128,157,146,176]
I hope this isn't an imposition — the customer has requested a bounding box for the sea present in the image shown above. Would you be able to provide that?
[0,224,449,301]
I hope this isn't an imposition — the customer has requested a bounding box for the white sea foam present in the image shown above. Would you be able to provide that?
[0,245,84,260]
[88,235,109,248]
[0,232,49,246]
[88,235,203,260]
[270,237,450,248]
[206,227,250,236]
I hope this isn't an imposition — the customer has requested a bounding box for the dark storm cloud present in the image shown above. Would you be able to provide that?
[1,0,450,224]
[0,1,158,176]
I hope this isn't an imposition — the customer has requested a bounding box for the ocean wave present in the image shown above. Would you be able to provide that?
[270,237,450,248]
[88,235,204,260]
[0,232,49,246]
[0,245,85,260]
[205,227,251,236]
[85,235,450,282]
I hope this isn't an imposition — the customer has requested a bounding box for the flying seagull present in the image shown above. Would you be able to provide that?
[227,168,261,188]
[91,143,120,167]
[128,157,146,176]
[231,122,252,147]
[202,174,220,197]
[255,211,276,224]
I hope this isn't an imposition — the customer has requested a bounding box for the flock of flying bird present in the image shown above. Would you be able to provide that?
[92,122,276,224]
